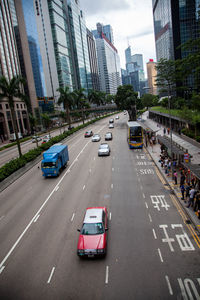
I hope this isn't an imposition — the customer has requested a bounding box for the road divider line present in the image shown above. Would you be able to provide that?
[143,193,145,199]
[0,266,5,274]
[105,266,109,284]
[152,229,157,239]
[109,212,112,221]
[112,168,114,172]
[55,186,59,192]
[111,184,113,189]
[158,248,163,262]
[47,267,55,284]
[94,157,96,161]
[165,275,173,295]
[34,215,40,223]
[0,138,92,273]
[145,202,148,209]
[71,213,75,222]
[83,185,85,191]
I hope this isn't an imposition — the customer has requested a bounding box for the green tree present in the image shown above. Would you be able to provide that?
[141,93,158,109]
[41,113,52,133]
[88,90,106,106]
[105,94,115,104]
[0,75,26,157]
[57,86,74,128]
[73,88,90,124]
[191,93,200,111]
[59,111,67,132]
[115,85,138,120]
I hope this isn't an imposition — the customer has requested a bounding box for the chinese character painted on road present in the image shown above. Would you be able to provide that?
[151,195,170,211]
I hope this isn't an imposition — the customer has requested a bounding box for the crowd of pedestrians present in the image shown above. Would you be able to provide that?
[159,146,200,219]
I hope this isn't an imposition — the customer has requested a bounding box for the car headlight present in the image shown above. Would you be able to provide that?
[78,249,84,254]
[97,249,104,253]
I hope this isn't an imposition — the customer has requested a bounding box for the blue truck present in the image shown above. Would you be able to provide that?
[41,145,69,177]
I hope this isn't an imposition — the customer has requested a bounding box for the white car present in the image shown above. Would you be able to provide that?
[92,134,101,142]
[115,116,119,119]
[109,124,114,129]
[98,143,110,156]
[32,136,42,143]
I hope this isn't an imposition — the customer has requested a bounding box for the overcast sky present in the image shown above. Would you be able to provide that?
[80,0,156,77]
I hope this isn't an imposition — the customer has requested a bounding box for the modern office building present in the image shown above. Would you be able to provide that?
[92,24,121,94]
[0,0,30,141]
[86,29,100,91]
[67,0,92,93]
[146,59,157,95]
[92,23,114,44]
[123,46,145,95]
[152,0,200,91]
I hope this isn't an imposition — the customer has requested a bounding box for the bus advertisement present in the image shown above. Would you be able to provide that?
[127,121,143,149]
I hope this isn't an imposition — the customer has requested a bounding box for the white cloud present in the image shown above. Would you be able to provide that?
[80,0,156,76]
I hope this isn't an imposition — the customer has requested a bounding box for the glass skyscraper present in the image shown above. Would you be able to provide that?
[152,0,200,90]
[67,0,92,93]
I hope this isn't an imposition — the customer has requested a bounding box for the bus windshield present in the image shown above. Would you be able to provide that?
[130,126,142,137]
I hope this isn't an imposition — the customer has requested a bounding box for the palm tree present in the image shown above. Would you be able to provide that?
[0,75,26,157]
[41,113,52,134]
[57,86,74,128]
[73,88,90,124]
[88,90,106,106]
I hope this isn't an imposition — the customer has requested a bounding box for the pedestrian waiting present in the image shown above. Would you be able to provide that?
[173,171,177,185]
[186,186,196,208]
[163,128,166,135]
[180,184,185,200]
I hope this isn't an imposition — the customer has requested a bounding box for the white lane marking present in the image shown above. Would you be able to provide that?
[89,169,92,173]
[112,168,114,172]
[66,170,70,174]
[165,275,173,295]
[105,266,109,284]
[177,278,188,300]
[109,212,112,220]
[71,213,75,222]
[83,185,85,190]
[47,267,55,284]
[145,202,148,209]
[143,193,145,199]
[158,248,163,262]
[55,186,59,192]
[0,138,92,273]
[34,215,40,223]
[111,184,113,189]
[0,266,5,274]
[152,229,157,239]
[148,214,152,222]
[94,157,96,161]
[75,158,78,162]
[0,216,4,221]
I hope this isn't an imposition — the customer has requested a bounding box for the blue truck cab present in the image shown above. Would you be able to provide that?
[41,145,69,177]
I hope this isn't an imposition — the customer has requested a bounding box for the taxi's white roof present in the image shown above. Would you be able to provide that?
[84,208,103,223]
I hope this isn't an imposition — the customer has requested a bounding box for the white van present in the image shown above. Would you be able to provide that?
[9,132,23,141]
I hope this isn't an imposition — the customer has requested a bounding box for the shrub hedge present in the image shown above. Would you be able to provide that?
[0,113,115,182]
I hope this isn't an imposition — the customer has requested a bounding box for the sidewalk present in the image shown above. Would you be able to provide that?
[142,114,200,233]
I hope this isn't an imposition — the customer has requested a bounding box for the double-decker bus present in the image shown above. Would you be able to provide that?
[127,121,143,149]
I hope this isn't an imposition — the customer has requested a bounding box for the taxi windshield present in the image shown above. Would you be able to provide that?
[81,223,104,235]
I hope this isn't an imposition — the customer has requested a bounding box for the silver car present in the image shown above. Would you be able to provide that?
[92,134,101,142]
[109,123,114,129]
[98,143,110,156]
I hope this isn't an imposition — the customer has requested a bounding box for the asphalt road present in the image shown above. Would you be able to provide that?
[0,113,200,300]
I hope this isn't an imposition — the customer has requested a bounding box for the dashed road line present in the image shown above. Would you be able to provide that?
[158,248,163,262]
[145,202,148,209]
[71,213,75,222]
[112,168,114,172]
[109,212,112,220]
[111,184,113,189]
[83,185,85,190]
[152,229,157,239]
[143,193,145,199]
[148,214,152,223]
[105,266,109,284]
[165,275,173,295]
[47,267,55,284]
